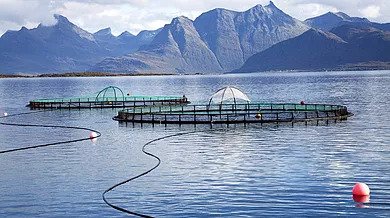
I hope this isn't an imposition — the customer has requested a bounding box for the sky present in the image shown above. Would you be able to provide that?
[0,0,389,36]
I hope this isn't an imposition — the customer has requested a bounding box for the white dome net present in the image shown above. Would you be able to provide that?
[208,86,250,106]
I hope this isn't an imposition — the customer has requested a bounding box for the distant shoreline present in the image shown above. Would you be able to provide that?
[1,67,389,79]
[0,72,175,79]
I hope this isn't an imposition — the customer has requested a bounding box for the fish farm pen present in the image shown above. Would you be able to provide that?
[28,86,189,109]
[113,102,351,124]
[114,86,352,125]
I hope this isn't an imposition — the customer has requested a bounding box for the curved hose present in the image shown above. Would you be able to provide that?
[0,109,211,217]
[0,110,101,154]
[102,130,204,217]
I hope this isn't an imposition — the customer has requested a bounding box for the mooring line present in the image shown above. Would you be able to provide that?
[1,109,216,217]
[102,129,221,217]
[0,109,101,154]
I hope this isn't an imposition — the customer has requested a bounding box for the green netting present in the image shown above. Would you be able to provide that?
[124,103,344,114]
[30,86,183,103]
[31,96,183,103]
[116,102,350,124]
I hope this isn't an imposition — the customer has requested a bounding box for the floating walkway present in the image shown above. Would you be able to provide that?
[28,86,189,109]
[114,86,352,124]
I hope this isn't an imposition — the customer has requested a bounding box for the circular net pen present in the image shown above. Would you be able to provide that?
[28,86,189,109]
[114,87,352,124]
[114,102,352,124]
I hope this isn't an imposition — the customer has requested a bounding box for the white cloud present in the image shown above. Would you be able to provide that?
[0,0,59,34]
[277,2,338,20]
[285,0,388,21]
[359,5,381,18]
[0,0,389,37]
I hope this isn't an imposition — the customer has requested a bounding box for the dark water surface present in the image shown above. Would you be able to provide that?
[0,71,389,217]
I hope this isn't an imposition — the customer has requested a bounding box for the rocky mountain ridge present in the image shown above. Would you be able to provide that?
[0,15,159,74]
[92,2,310,73]
[1,1,389,75]
[236,25,390,72]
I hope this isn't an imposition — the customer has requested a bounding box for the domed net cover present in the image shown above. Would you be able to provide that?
[208,86,250,106]
[95,86,125,101]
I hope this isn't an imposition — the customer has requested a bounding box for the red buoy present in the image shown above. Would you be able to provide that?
[352,182,370,196]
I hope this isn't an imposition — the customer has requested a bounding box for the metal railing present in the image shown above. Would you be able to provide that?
[28,96,188,109]
[116,102,350,124]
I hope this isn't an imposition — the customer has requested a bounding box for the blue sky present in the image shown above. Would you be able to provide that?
[0,0,389,36]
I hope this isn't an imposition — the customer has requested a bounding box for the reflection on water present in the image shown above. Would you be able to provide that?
[353,195,370,204]
[0,71,389,217]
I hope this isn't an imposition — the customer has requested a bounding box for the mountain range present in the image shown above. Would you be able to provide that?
[92,2,309,74]
[0,15,159,74]
[236,26,390,72]
[305,12,390,31]
[0,1,389,75]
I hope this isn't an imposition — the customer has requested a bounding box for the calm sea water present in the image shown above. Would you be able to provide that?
[0,71,389,217]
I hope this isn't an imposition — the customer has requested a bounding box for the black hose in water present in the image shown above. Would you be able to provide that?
[102,130,211,217]
[0,109,213,217]
[0,109,101,154]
